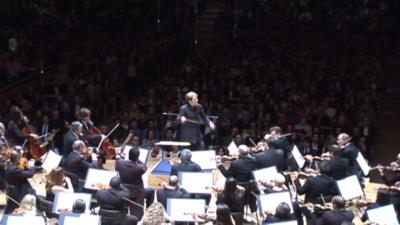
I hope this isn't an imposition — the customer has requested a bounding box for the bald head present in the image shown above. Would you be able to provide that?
[72,140,85,153]
[337,133,351,147]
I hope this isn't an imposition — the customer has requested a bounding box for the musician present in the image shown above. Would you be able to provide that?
[315,196,354,225]
[264,202,297,223]
[170,148,201,176]
[78,107,104,146]
[216,177,245,223]
[4,150,36,214]
[63,140,95,179]
[295,162,338,204]
[62,121,83,156]
[265,126,291,154]
[177,91,215,150]
[336,133,360,175]
[116,146,147,220]
[378,153,400,186]
[157,175,190,209]
[325,145,350,180]
[96,176,130,212]
[254,141,286,172]
[218,145,258,212]
[12,194,41,216]
[45,167,73,202]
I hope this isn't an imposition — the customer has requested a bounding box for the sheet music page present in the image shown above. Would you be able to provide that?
[123,145,149,163]
[227,141,238,156]
[191,150,216,170]
[53,192,92,214]
[180,172,213,194]
[258,191,293,214]
[291,145,305,169]
[252,166,278,183]
[356,152,371,176]
[84,168,118,190]
[42,150,62,173]
[167,198,206,222]
[367,204,399,225]
[3,215,45,225]
[336,175,363,200]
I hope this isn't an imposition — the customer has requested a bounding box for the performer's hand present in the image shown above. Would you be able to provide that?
[209,121,215,130]
[180,116,187,124]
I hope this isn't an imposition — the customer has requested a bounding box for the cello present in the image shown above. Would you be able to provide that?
[89,123,120,159]
[15,107,47,160]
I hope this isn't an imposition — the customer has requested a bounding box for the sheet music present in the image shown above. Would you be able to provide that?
[167,198,206,222]
[191,150,216,170]
[291,145,305,169]
[41,150,62,173]
[336,175,363,200]
[356,152,371,176]
[367,204,399,225]
[258,191,293,214]
[227,141,239,156]
[52,192,92,214]
[180,172,213,194]
[123,145,150,164]
[60,214,101,225]
[84,168,118,190]
[2,215,46,225]
[252,166,278,183]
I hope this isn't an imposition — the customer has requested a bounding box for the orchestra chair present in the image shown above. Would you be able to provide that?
[98,209,126,225]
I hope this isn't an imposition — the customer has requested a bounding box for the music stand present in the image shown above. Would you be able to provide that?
[154,141,191,159]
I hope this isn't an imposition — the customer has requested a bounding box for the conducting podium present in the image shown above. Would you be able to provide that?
[154,141,191,158]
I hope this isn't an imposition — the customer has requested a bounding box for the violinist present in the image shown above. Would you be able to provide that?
[45,167,74,202]
[325,145,350,180]
[62,121,83,157]
[336,133,361,178]
[4,150,36,214]
[254,139,286,172]
[306,195,354,225]
[63,140,95,179]
[12,194,43,217]
[294,162,338,204]
[157,175,190,209]
[378,153,400,186]
[215,177,245,221]
[78,107,105,146]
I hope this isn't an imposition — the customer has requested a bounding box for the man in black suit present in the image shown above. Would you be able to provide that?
[326,145,350,180]
[170,148,201,176]
[254,144,286,172]
[4,150,36,214]
[295,162,338,204]
[63,140,95,179]
[337,133,363,183]
[177,91,215,150]
[116,146,147,220]
[78,107,104,146]
[316,196,354,225]
[156,175,190,209]
[62,121,83,157]
[218,145,258,212]
[265,126,291,155]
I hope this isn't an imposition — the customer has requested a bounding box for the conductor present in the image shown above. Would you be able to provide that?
[177,91,215,150]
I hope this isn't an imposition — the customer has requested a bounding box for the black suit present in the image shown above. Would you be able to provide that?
[156,187,190,209]
[317,210,354,225]
[295,174,337,204]
[216,190,245,213]
[62,130,79,156]
[218,157,257,183]
[218,156,258,212]
[96,185,130,211]
[116,159,147,219]
[177,104,210,149]
[170,160,201,176]
[63,151,95,179]
[4,165,35,213]
[80,120,102,146]
[254,148,286,172]
[341,143,359,171]
[327,157,350,180]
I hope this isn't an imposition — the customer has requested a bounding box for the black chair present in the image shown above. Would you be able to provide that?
[231,212,244,225]
[64,170,81,192]
[37,196,55,218]
[98,209,126,225]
